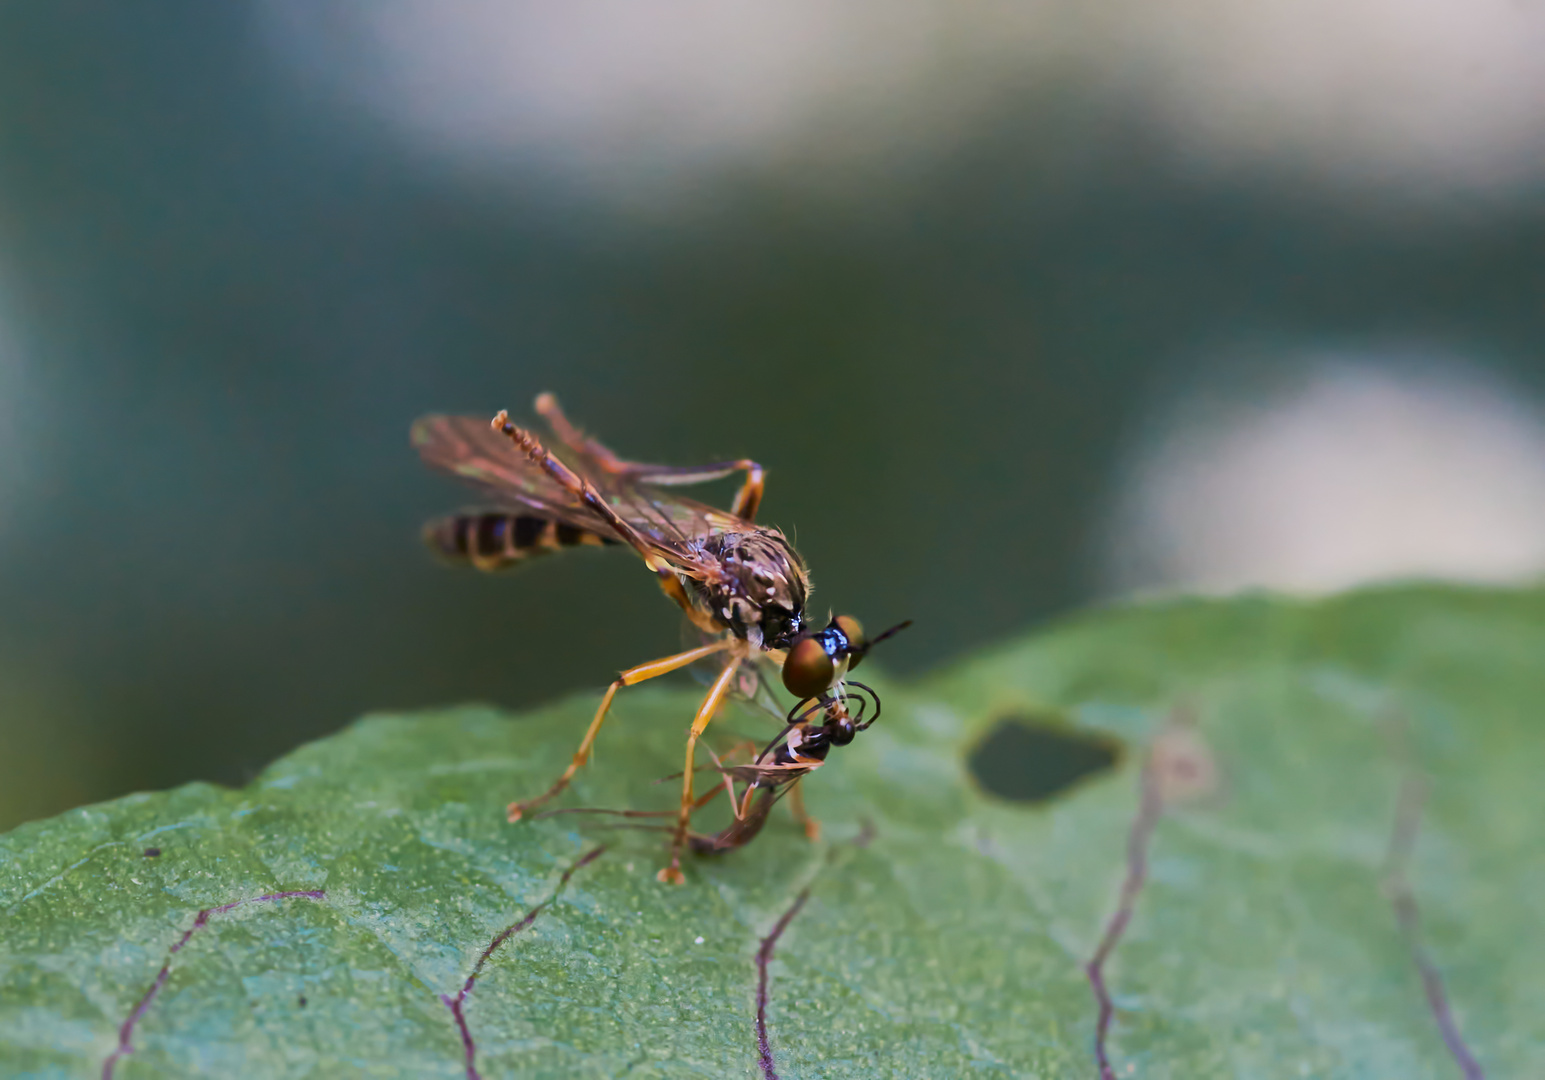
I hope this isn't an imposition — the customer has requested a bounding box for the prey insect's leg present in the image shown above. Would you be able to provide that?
[658,657,742,884]
[507,640,731,822]
[786,779,820,841]
[700,746,739,820]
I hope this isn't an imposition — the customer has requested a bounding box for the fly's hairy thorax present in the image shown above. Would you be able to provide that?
[688,528,809,650]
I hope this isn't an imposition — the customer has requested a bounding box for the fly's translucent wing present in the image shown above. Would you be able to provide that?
[677,619,790,723]
[413,414,584,515]
[411,413,748,571]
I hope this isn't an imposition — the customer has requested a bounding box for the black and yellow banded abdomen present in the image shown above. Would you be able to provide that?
[423,512,617,571]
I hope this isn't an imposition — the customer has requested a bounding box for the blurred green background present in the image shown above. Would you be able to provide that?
[2,3,1544,830]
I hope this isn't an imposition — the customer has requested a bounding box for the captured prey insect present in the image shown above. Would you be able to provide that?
[412,392,909,883]
[534,682,887,855]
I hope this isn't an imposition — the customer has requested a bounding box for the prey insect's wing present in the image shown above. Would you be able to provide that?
[412,413,747,572]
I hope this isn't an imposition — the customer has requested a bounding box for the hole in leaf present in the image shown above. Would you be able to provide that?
[967,715,1121,803]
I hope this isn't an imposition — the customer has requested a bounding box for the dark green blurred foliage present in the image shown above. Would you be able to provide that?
[1,6,1543,828]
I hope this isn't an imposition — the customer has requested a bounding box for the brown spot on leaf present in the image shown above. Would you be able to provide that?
[1150,722,1217,804]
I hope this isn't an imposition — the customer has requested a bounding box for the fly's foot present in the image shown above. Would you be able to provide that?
[506,801,527,823]
[803,817,822,842]
[656,863,685,885]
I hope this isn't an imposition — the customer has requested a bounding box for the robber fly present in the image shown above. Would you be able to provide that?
[413,393,907,884]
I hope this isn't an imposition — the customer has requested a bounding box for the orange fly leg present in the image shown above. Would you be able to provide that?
[787,779,820,841]
[533,392,636,473]
[655,573,722,635]
[535,392,765,518]
[659,658,742,884]
[628,457,764,519]
[507,640,730,822]
[633,457,765,519]
[727,462,765,521]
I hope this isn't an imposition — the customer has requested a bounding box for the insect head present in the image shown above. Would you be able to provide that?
[780,617,914,714]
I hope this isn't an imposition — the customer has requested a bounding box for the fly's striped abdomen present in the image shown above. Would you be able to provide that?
[423,512,617,571]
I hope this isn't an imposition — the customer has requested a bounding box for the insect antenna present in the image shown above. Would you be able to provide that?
[853,619,913,661]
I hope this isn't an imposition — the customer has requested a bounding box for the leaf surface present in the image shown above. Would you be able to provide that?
[2,585,1541,1078]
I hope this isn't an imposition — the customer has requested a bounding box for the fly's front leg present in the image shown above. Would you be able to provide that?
[658,657,742,884]
[507,640,730,822]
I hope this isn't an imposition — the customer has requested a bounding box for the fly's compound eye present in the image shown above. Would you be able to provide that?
[833,615,866,668]
[782,637,835,699]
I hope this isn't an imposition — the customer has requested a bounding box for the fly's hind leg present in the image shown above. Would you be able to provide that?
[531,393,765,521]
[634,460,764,521]
[534,392,636,473]
[507,640,729,822]
[727,465,765,521]
[659,657,742,884]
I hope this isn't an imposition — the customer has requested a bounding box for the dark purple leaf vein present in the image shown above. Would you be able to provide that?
[101,890,326,1079]
[1384,766,1485,1079]
[755,887,810,1080]
[441,845,606,1080]
[1085,755,1164,1080]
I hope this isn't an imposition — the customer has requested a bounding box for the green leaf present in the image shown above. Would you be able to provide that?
[3,585,1541,1078]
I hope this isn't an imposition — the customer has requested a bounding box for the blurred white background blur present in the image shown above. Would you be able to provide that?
[263,0,1545,594]
[1105,356,1545,593]
[263,0,1545,196]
